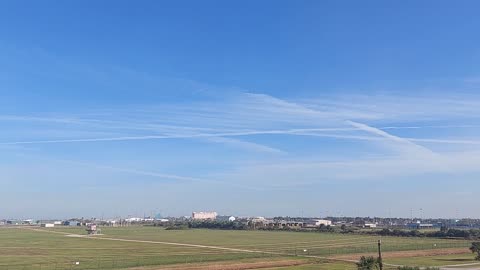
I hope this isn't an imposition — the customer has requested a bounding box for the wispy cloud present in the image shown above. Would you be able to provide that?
[3,90,480,187]
[2,90,480,151]
[204,137,286,154]
[346,120,436,157]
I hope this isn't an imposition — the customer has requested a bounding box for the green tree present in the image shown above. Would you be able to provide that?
[470,242,480,261]
[356,256,379,270]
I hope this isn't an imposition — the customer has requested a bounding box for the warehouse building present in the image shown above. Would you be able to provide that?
[192,211,217,220]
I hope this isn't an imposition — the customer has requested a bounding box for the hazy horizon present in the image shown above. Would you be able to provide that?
[2,1,480,219]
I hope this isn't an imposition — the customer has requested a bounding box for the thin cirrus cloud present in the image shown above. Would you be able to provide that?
[1,91,480,147]
[3,89,480,220]
[2,91,480,184]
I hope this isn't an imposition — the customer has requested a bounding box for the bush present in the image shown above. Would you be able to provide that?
[356,256,380,270]
[165,224,189,230]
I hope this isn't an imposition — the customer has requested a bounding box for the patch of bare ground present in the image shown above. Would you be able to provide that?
[127,259,312,270]
[331,248,469,261]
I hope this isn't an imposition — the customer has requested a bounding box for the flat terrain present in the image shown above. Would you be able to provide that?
[0,226,477,269]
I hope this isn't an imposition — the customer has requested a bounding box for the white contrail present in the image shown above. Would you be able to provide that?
[346,120,437,157]
[2,127,480,146]
[0,128,368,145]
[205,136,286,154]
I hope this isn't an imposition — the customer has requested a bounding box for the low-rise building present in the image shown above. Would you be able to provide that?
[314,219,332,226]
[64,220,80,226]
[192,212,218,220]
[264,220,304,229]
[217,216,236,222]
[22,219,34,225]
[125,217,143,222]
[407,223,433,229]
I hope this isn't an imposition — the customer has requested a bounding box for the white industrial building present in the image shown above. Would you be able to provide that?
[125,217,143,222]
[40,223,55,228]
[314,219,332,226]
[192,211,217,220]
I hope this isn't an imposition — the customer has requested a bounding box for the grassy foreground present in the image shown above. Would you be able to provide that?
[0,226,475,269]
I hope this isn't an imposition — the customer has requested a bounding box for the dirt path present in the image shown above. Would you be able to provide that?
[128,259,311,270]
[441,266,480,270]
[331,247,469,261]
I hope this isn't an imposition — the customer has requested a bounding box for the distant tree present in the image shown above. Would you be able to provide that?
[378,228,391,236]
[356,256,379,270]
[470,242,480,261]
[341,224,347,231]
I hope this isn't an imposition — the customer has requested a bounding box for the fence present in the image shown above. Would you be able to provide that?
[0,239,471,270]
[0,252,276,270]
[267,238,471,257]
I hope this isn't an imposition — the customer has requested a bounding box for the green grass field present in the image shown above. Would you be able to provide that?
[0,226,476,270]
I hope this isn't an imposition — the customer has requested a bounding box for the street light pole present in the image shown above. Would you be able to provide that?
[378,240,383,270]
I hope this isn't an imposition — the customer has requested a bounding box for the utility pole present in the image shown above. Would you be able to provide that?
[378,240,383,270]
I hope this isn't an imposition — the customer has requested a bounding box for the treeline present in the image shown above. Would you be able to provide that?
[163,221,248,230]
[156,221,480,240]
[370,228,480,239]
[188,220,248,230]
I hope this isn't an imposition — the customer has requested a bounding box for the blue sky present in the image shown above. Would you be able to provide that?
[1,0,480,219]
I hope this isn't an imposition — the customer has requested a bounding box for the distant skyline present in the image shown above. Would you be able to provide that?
[1,1,480,219]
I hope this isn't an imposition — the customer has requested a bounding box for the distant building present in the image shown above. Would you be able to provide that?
[264,220,304,229]
[40,223,55,228]
[7,220,20,225]
[125,217,143,222]
[103,220,118,226]
[217,216,236,222]
[192,212,218,220]
[364,223,377,228]
[353,220,366,227]
[22,219,34,225]
[251,217,266,223]
[156,219,170,223]
[407,223,433,229]
[64,220,80,226]
[314,219,332,226]
[303,219,332,228]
